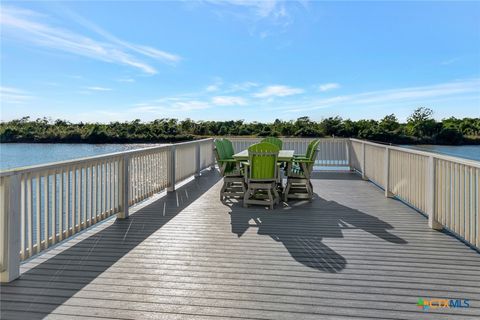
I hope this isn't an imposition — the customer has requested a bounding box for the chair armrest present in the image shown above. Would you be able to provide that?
[240,161,249,166]
[218,158,238,163]
[294,159,315,163]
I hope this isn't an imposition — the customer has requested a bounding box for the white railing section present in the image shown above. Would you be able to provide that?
[389,150,429,213]
[175,143,197,183]
[349,140,363,173]
[199,139,215,171]
[350,138,479,251]
[364,144,386,188]
[224,137,350,167]
[435,158,479,247]
[0,138,214,282]
[129,148,169,206]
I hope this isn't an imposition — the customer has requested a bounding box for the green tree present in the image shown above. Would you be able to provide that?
[406,107,438,138]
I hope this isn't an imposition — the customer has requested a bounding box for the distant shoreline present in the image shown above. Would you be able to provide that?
[1,137,480,146]
[2,111,479,146]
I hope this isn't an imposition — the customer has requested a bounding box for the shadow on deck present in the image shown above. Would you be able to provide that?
[229,175,407,273]
[1,170,479,320]
[0,172,221,319]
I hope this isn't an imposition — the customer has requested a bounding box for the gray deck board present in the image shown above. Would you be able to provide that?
[1,170,479,320]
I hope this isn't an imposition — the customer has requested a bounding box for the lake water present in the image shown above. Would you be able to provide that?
[0,143,165,171]
[402,145,480,161]
[0,143,479,171]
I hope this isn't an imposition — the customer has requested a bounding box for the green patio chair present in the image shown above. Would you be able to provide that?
[261,137,282,150]
[222,138,235,158]
[214,139,245,201]
[243,142,280,209]
[294,139,320,160]
[284,139,320,202]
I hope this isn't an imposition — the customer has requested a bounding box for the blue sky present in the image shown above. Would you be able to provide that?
[1,1,479,123]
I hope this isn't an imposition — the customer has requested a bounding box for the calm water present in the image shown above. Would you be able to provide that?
[402,145,480,161]
[0,143,165,170]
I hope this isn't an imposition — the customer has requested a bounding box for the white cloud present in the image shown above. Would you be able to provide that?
[116,78,135,83]
[212,96,246,106]
[0,86,33,104]
[205,77,223,92]
[86,86,113,91]
[228,81,259,92]
[173,100,211,111]
[0,5,181,74]
[318,83,340,92]
[206,85,219,92]
[254,85,304,98]
[280,78,480,113]
[132,100,211,113]
[64,9,181,64]
[204,1,299,37]
[206,0,278,18]
[441,57,460,65]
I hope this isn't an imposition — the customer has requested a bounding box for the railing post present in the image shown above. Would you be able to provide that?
[428,156,442,230]
[361,142,367,180]
[210,139,216,170]
[384,147,393,197]
[117,156,129,219]
[1,174,21,283]
[195,142,201,177]
[167,145,176,192]
[347,139,353,171]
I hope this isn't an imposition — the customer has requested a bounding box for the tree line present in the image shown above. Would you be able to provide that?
[1,108,479,145]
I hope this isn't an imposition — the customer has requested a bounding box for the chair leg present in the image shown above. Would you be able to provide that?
[272,184,280,205]
[220,180,227,201]
[267,188,274,209]
[284,179,291,202]
[306,180,313,202]
[243,185,251,208]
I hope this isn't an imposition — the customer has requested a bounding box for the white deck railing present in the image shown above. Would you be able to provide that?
[349,138,479,251]
[0,138,214,282]
[1,136,478,283]
[223,137,479,251]
[225,137,350,167]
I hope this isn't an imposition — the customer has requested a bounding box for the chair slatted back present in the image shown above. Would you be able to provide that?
[247,142,279,181]
[306,139,320,160]
[214,139,227,161]
[261,137,282,150]
[306,139,320,174]
[222,139,235,158]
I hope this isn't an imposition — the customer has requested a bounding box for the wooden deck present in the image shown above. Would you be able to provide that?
[1,170,479,320]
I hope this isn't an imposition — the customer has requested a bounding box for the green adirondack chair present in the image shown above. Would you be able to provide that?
[261,137,282,150]
[222,138,235,158]
[214,139,245,201]
[243,142,280,209]
[294,139,320,161]
[284,139,320,202]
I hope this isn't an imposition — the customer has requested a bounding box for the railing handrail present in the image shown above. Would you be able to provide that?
[220,136,349,141]
[350,137,479,252]
[2,136,476,176]
[0,138,214,177]
[349,138,480,168]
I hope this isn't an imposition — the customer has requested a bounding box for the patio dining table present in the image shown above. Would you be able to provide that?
[232,149,295,162]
